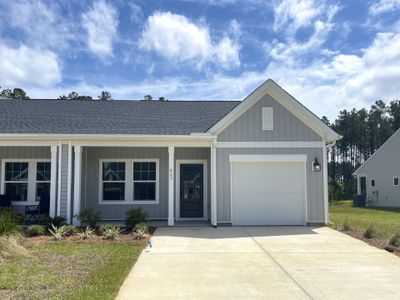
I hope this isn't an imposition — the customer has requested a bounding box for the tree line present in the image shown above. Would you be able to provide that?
[323,100,400,201]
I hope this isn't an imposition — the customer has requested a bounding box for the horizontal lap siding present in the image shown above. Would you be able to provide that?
[81,147,169,220]
[216,148,324,223]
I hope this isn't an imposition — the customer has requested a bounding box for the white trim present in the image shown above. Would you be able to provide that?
[322,140,329,224]
[1,159,51,206]
[98,159,160,205]
[66,143,72,223]
[207,79,341,143]
[57,142,62,216]
[393,177,399,187]
[216,141,324,148]
[210,143,217,226]
[49,146,57,217]
[73,146,82,226]
[168,146,175,226]
[229,155,308,226]
[229,154,307,162]
[175,159,208,221]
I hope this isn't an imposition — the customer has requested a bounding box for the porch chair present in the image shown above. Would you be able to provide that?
[0,194,12,208]
[25,195,50,224]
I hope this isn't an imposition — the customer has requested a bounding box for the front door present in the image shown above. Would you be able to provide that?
[180,164,204,218]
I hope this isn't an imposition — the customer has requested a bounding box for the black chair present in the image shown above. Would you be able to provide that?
[25,195,50,224]
[0,194,12,208]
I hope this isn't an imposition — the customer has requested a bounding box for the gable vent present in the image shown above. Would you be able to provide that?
[262,107,274,130]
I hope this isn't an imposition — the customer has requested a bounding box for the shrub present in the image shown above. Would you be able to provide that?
[125,207,148,230]
[64,225,79,236]
[101,225,123,240]
[26,225,45,237]
[48,224,68,241]
[79,226,95,240]
[389,231,400,247]
[41,216,67,230]
[132,222,149,240]
[75,209,101,228]
[99,223,115,233]
[0,208,19,236]
[0,236,29,263]
[364,225,379,239]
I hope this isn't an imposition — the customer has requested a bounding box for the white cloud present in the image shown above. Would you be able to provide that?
[369,0,400,15]
[139,12,240,69]
[82,0,119,59]
[0,44,61,88]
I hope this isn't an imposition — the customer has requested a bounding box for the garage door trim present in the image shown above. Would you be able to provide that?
[229,154,308,225]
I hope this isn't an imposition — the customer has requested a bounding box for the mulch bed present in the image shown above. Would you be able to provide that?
[337,228,400,257]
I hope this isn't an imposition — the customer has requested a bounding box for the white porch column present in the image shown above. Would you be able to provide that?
[322,142,329,224]
[73,146,82,226]
[49,145,58,217]
[210,142,217,227]
[168,146,175,226]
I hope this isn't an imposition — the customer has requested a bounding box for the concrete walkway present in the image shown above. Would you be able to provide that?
[116,226,400,300]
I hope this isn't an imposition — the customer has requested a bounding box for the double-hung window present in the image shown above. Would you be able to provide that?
[4,162,29,202]
[133,161,157,202]
[102,162,125,201]
[36,162,51,201]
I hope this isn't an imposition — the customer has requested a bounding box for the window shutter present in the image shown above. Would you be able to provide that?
[262,107,274,130]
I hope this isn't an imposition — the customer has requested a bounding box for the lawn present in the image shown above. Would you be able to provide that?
[0,239,147,300]
[330,200,400,240]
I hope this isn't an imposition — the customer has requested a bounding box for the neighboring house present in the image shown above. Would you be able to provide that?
[353,128,400,207]
[0,79,341,226]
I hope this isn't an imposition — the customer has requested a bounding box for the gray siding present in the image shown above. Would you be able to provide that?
[356,131,400,207]
[59,144,69,218]
[218,94,322,142]
[216,148,324,223]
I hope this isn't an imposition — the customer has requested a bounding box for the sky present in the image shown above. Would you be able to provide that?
[0,0,400,121]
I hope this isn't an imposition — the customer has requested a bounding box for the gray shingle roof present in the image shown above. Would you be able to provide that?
[0,99,240,135]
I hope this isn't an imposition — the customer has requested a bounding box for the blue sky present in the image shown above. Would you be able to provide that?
[0,0,400,120]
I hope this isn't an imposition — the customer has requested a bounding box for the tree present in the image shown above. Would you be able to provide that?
[98,91,113,100]
[58,91,93,100]
[144,95,153,101]
[0,87,30,99]
[158,96,166,101]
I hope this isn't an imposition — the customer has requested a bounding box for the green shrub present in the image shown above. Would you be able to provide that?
[48,224,68,241]
[132,222,149,240]
[64,225,79,236]
[0,208,19,236]
[99,223,115,233]
[364,224,379,239]
[125,207,148,230]
[101,225,123,240]
[79,226,95,240]
[41,216,67,229]
[389,231,400,247]
[75,209,101,228]
[26,225,45,237]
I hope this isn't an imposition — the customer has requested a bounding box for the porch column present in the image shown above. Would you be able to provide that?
[49,145,58,217]
[168,146,175,226]
[210,142,217,227]
[73,146,82,226]
[356,176,361,195]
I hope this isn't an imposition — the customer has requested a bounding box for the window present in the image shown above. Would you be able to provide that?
[4,162,28,202]
[262,107,274,130]
[394,177,399,186]
[102,162,125,201]
[133,162,156,201]
[371,179,375,187]
[36,162,51,201]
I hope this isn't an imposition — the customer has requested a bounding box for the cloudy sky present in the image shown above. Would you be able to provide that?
[0,0,400,120]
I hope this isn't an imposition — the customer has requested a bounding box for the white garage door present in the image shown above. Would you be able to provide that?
[231,160,306,226]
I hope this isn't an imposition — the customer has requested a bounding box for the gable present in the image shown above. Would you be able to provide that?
[217,94,322,142]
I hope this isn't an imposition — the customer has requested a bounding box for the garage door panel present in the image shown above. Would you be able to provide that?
[232,160,305,226]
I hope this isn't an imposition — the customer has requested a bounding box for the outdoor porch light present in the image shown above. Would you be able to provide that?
[312,158,321,172]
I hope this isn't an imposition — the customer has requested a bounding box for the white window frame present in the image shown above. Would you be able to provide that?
[393,177,399,187]
[370,179,376,187]
[1,159,51,205]
[98,159,159,205]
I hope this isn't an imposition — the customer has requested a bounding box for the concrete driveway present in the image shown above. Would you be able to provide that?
[117,226,400,300]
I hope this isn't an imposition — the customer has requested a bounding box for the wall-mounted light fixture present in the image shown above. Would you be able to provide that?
[312,158,321,172]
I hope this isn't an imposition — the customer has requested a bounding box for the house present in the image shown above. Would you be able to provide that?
[353,128,400,207]
[0,79,341,226]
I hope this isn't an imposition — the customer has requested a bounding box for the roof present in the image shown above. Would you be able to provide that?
[207,79,342,143]
[0,99,240,135]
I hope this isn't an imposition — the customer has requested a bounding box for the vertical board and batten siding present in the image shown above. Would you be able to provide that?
[218,94,322,142]
[59,144,69,217]
[216,148,324,223]
[356,131,400,207]
[0,147,51,214]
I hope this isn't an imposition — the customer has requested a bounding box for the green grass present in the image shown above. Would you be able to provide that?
[0,240,146,300]
[330,200,400,239]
